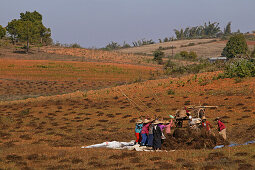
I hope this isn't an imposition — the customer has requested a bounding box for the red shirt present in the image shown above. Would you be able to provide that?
[141,123,151,134]
[201,121,211,131]
[217,120,226,131]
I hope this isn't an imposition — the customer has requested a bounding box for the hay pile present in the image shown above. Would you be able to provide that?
[162,128,229,150]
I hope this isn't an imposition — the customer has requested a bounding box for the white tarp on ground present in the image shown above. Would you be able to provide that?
[81,140,157,151]
[82,140,135,149]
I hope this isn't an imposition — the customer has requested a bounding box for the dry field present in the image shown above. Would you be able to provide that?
[41,46,155,66]
[0,59,162,101]
[118,39,255,58]
[0,71,255,169]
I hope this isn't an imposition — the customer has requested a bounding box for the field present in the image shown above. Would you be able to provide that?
[118,39,255,58]
[0,42,255,169]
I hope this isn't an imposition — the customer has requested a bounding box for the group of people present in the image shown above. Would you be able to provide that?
[135,118,174,150]
[135,116,227,150]
[193,116,227,140]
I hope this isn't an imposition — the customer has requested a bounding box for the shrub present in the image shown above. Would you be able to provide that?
[251,46,255,58]
[180,51,189,58]
[223,59,255,78]
[153,50,164,64]
[0,25,6,39]
[71,43,82,48]
[179,51,197,59]
[189,51,198,59]
[105,41,121,50]
[222,34,248,59]
[167,89,175,95]
[164,59,175,69]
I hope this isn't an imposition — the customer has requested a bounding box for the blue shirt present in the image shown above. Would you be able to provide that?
[135,123,143,133]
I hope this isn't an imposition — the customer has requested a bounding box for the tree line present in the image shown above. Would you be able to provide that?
[0,11,51,52]
[174,22,233,40]
[103,21,241,50]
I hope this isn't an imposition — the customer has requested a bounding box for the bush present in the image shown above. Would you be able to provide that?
[180,51,197,59]
[251,46,255,58]
[105,41,121,50]
[189,51,198,59]
[223,59,255,78]
[70,43,82,48]
[167,89,175,95]
[164,59,175,69]
[180,51,189,58]
[0,25,6,39]
[222,34,248,59]
[153,50,164,64]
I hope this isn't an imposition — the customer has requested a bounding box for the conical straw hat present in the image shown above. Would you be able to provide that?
[143,119,150,123]
[136,119,143,123]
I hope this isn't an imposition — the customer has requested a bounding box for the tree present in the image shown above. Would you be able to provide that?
[105,41,121,50]
[224,22,231,35]
[153,50,164,64]
[0,25,6,39]
[6,11,51,51]
[222,34,248,59]
[17,20,41,52]
[6,19,19,44]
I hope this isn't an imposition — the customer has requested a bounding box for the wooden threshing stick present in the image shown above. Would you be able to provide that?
[118,88,150,118]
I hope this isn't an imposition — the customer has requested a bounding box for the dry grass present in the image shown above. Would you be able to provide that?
[1,45,255,169]
[41,46,156,66]
[0,59,162,101]
[118,39,255,58]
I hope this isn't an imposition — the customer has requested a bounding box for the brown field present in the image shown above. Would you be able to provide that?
[1,67,255,169]
[0,59,162,101]
[1,42,255,169]
[41,46,156,66]
[118,39,255,58]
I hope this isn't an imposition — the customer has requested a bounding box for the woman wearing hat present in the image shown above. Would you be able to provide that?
[140,119,151,146]
[201,116,212,132]
[135,119,143,145]
[153,120,162,150]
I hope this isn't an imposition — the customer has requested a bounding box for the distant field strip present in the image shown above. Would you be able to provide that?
[0,59,160,81]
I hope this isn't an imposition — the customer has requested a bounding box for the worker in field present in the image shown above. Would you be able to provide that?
[152,120,162,150]
[147,120,155,148]
[165,119,174,134]
[140,119,151,146]
[201,116,212,132]
[215,117,227,140]
[134,119,143,145]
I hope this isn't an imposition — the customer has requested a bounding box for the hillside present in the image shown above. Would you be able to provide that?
[0,71,255,169]
[118,39,255,58]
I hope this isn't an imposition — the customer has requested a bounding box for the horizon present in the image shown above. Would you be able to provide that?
[1,0,255,48]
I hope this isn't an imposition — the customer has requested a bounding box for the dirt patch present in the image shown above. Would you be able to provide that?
[238,163,253,170]
[228,123,255,143]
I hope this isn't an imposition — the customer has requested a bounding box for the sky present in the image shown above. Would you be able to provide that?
[1,0,255,48]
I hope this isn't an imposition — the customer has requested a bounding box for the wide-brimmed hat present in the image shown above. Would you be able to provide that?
[164,121,170,124]
[136,119,143,124]
[143,119,150,123]
[152,120,161,124]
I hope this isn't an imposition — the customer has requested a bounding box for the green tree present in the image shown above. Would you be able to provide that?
[153,50,164,64]
[224,22,232,35]
[6,19,19,44]
[222,34,248,59]
[0,25,6,39]
[16,20,41,52]
[6,11,51,51]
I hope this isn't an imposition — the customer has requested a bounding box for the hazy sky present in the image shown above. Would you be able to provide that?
[1,0,254,48]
